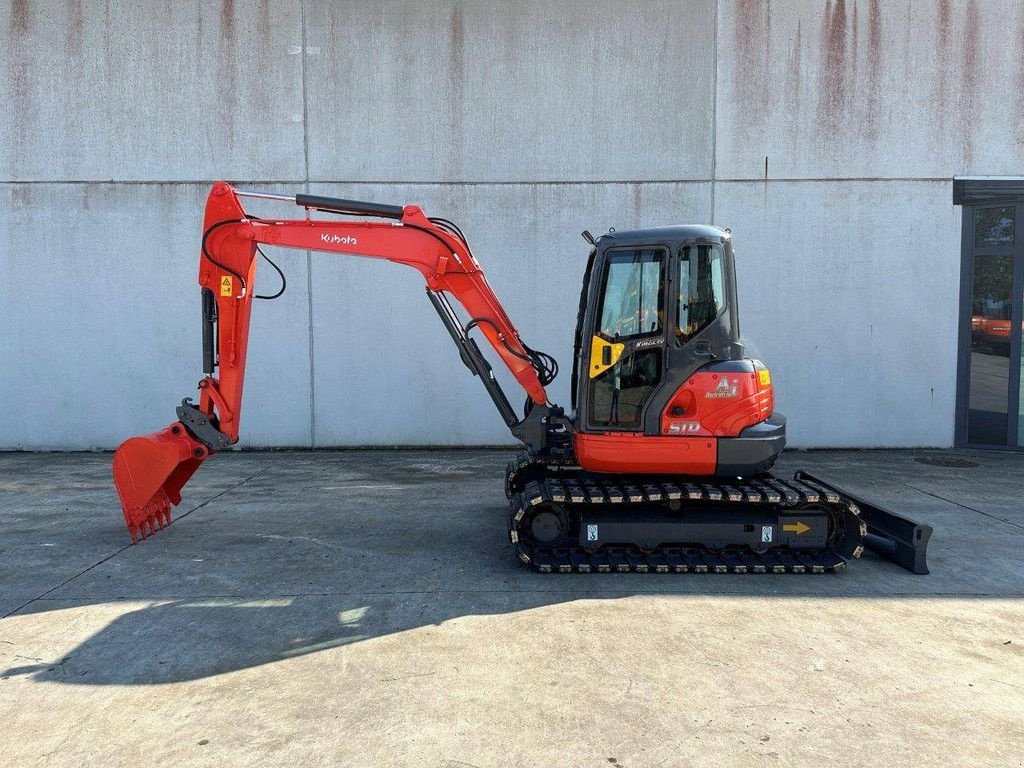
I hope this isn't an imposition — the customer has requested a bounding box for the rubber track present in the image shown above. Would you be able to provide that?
[505,453,867,574]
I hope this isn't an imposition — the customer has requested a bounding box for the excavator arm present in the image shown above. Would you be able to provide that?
[113,181,560,541]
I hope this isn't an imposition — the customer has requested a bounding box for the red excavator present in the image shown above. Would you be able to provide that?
[113,182,931,574]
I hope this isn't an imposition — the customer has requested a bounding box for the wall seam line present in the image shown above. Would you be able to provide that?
[301,0,316,449]
[710,0,719,224]
[0,177,960,186]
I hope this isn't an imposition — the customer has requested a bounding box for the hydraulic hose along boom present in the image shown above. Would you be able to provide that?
[113,181,931,575]
[113,181,560,541]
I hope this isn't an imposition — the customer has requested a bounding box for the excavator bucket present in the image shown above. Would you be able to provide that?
[112,423,208,542]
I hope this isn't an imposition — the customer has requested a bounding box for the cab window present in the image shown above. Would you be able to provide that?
[678,244,725,341]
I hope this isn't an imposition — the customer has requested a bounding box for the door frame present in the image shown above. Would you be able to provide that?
[580,243,670,433]
[953,177,1024,449]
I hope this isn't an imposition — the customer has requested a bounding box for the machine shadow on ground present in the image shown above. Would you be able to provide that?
[0,557,983,688]
[2,448,1022,688]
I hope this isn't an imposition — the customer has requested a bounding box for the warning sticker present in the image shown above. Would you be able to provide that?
[220,275,233,296]
[761,525,773,543]
[587,524,599,542]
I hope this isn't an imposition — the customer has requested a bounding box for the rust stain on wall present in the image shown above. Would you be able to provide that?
[1016,1,1024,146]
[960,0,979,166]
[819,0,832,76]
[935,0,951,107]
[733,0,758,98]
[818,0,848,134]
[762,0,773,115]
[220,0,235,40]
[8,0,32,161]
[726,0,1006,168]
[850,0,858,95]
[253,0,272,115]
[793,0,885,142]
[450,5,464,92]
[60,0,86,166]
[102,0,112,70]
[258,0,271,40]
[219,0,238,147]
[732,0,773,144]
[727,0,897,160]
[785,20,803,145]
[929,0,952,155]
[447,5,465,179]
[66,0,83,57]
[11,186,32,209]
[10,0,29,35]
[863,0,881,141]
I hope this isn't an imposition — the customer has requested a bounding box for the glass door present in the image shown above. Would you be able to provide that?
[587,247,666,430]
[958,201,1024,448]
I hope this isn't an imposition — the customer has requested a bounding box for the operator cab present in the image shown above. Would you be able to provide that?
[572,226,742,431]
[569,226,785,476]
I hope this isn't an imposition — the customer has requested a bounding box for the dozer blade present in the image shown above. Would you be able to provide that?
[795,471,932,574]
[112,423,209,542]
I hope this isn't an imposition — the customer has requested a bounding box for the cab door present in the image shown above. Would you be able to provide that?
[580,246,668,432]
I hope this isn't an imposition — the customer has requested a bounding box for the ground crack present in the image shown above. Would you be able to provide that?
[1,464,272,619]
[899,481,1024,532]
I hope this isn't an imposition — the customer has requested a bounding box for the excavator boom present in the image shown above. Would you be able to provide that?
[113,182,556,541]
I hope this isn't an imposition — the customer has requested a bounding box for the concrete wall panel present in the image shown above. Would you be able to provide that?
[309,182,711,445]
[717,0,1024,179]
[0,1,994,450]
[0,184,312,449]
[0,1,305,181]
[715,180,960,447]
[303,0,716,182]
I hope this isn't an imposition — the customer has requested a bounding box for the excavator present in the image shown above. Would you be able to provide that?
[112,182,931,574]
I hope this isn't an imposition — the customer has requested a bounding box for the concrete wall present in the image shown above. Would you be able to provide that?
[2,0,1020,449]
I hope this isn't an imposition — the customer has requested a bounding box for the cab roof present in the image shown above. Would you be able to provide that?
[597,224,729,246]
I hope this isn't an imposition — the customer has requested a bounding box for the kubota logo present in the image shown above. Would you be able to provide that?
[322,233,358,246]
[705,378,739,399]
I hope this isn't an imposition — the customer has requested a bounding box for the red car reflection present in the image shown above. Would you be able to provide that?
[972,315,1015,355]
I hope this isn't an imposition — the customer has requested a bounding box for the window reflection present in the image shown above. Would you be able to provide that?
[1020,347,1024,447]
[974,206,1015,247]
[968,253,1013,444]
[1020,283,1024,448]
[678,244,725,342]
[597,249,663,340]
[590,350,662,428]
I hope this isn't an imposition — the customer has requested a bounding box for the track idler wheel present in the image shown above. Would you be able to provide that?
[524,505,573,548]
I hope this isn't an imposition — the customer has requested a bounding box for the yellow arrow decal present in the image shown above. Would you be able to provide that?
[783,521,811,535]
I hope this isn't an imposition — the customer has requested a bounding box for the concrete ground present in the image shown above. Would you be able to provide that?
[0,449,1022,767]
